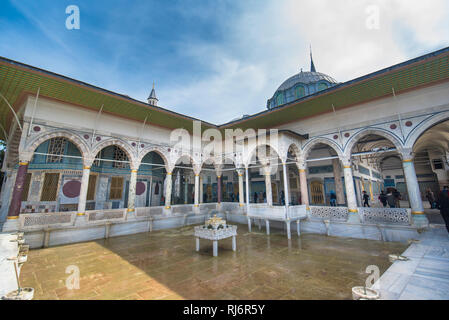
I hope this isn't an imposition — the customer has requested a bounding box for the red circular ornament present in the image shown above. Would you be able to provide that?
[62,181,81,198]
[136,182,146,196]
[405,121,413,127]
[390,124,397,130]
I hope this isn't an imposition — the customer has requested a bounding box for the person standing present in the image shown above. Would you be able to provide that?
[386,190,396,208]
[253,192,258,204]
[379,191,387,208]
[426,188,436,209]
[280,190,285,206]
[362,191,370,207]
[439,186,449,233]
[393,189,401,208]
[329,191,337,207]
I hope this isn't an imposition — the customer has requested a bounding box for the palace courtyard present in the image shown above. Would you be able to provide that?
[19,225,407,300]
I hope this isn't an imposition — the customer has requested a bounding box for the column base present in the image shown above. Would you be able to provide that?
[74,214,88,226]
[2,217,20,232]
[347,210,361,223]
[412,213,429,228]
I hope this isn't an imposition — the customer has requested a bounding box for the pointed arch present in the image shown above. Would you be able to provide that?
[344,128,404,158]
[302,137,344,160]
[90,139,136,168]
[23,130,90,162]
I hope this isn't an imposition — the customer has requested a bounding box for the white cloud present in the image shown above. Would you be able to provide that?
[159,0,449,124]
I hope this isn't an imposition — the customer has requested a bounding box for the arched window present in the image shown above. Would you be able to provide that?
[276,93,284,106]
[317,82,328,91]
[296,86,305,98]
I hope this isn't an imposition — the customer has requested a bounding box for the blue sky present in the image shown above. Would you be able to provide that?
[1,0,448,124]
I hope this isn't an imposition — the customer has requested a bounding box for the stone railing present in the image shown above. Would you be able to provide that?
[19,211,77,230]
[308,206,349,221]
[86,209,126,223]
[248,204,287,220]
[171,204,194,215]
[135,206,164,218]
[219,202,241,213]
[359,207,411,225]
[199,203,218,215]
[287,205,308,219]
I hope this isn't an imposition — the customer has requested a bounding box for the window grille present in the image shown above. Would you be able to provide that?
[47,138,67,163]
[21,173,32,201]
[40,173,60,201]
[110,177,124,200]
[113,146,128,169]
[87,175,97,201]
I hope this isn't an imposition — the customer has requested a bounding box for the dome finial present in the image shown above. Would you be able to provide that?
[147,81,158,106]
[310,44,316,72]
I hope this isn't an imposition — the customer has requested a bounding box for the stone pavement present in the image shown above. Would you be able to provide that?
[377,225,449,300]
[19,225,406,300]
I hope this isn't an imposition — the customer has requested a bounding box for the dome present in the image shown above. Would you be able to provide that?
[276,71,338,91]
[267,53,339,109]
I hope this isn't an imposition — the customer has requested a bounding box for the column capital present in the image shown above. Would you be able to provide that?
[400,148,414,162]
[340,156,352,168]
[18,152,33,164]
[296,156,307,170]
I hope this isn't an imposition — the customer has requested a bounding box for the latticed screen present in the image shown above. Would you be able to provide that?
[113,146,128,169]
[109,177,124,200]
[86,175,97,201]
[47,138,67,163]
[21,173,32,201]
[40,173,60,201]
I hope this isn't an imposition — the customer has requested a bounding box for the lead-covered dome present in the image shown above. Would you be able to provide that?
[267,54,339,109]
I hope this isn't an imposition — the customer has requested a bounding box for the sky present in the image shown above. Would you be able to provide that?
[0,0,448,125]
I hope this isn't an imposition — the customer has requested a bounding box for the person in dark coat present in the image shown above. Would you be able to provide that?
[329,191,337,207]
[386,191,396,208]
[362,191,370,207]
[426,188,436,209]
[439,186,449,233]
[253,192,258,204]
[379,191,387,208]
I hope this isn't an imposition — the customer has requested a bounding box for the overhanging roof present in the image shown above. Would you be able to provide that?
[1,46,449,142]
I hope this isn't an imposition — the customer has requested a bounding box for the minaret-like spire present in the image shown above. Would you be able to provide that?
[147,81,159,106]
[310,45,316,73]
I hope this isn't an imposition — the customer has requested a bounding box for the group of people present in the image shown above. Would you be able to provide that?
[377,189,402,208]
[253,191,267,203]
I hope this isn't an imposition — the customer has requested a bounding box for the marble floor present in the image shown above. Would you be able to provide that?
[20,225,407,300]
[377,225,449,300]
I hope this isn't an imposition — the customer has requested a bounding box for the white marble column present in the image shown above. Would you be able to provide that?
[245,167,250,206]
[263,165,273,206]
[342,158,359,222]
[297,160,309,207]
[164,172,173,209]
[194,173,200,208]
[199,176,204,204]
[77,164,91,216]
[402,155,428,227]
[127,168,138,213]
[332,158,345,205]
[237,168,245,207]
[282,163,289,207]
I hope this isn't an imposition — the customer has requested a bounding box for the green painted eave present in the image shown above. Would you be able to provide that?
[220,47,449,132]
[0,58,217,141]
